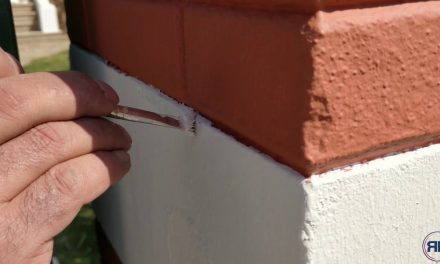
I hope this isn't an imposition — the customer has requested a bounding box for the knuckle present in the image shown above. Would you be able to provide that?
[26,123,66,154]
[33,72,94,103]
[33,72,72,100]
[46,165,84,199]
[21,180,65,227]
[0,80,25,121]
[20,165,85,226]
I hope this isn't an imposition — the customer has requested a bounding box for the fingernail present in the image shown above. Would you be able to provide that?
[97,81,119,104]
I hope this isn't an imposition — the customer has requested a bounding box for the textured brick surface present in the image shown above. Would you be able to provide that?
[304,3,440,171]
[66,0,440,175]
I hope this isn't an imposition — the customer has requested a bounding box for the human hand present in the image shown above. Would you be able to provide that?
[0,48,131,263]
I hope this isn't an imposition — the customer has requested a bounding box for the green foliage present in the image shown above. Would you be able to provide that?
[24,50,70,72]
[54,205,100,264]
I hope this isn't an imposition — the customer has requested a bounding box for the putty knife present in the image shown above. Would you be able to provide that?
[108,105,196,133]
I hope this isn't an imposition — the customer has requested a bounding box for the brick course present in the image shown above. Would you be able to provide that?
[66,0,440,175]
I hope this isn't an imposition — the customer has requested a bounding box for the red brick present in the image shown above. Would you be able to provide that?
[67,0,187,101]
[66,1,440,175]
[184,5,313,174]
[304,3,440,170]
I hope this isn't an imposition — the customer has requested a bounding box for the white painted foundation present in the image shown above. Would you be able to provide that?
[304,149,440,263]
[71,45,440,264]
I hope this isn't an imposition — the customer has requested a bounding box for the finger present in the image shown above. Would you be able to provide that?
[8,150,130,243]
[0,231,53,264]
[0,47,24,78]
[0,71,119,144]
[21,240,54,264]
[0,118,131,202]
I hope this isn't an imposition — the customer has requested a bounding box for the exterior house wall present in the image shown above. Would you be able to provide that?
[72,45,440,264]
[66,0,440,175]
[66,0,440,262]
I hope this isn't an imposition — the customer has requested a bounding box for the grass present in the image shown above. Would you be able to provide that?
[24,50,101,264]
[24,50,70,72]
